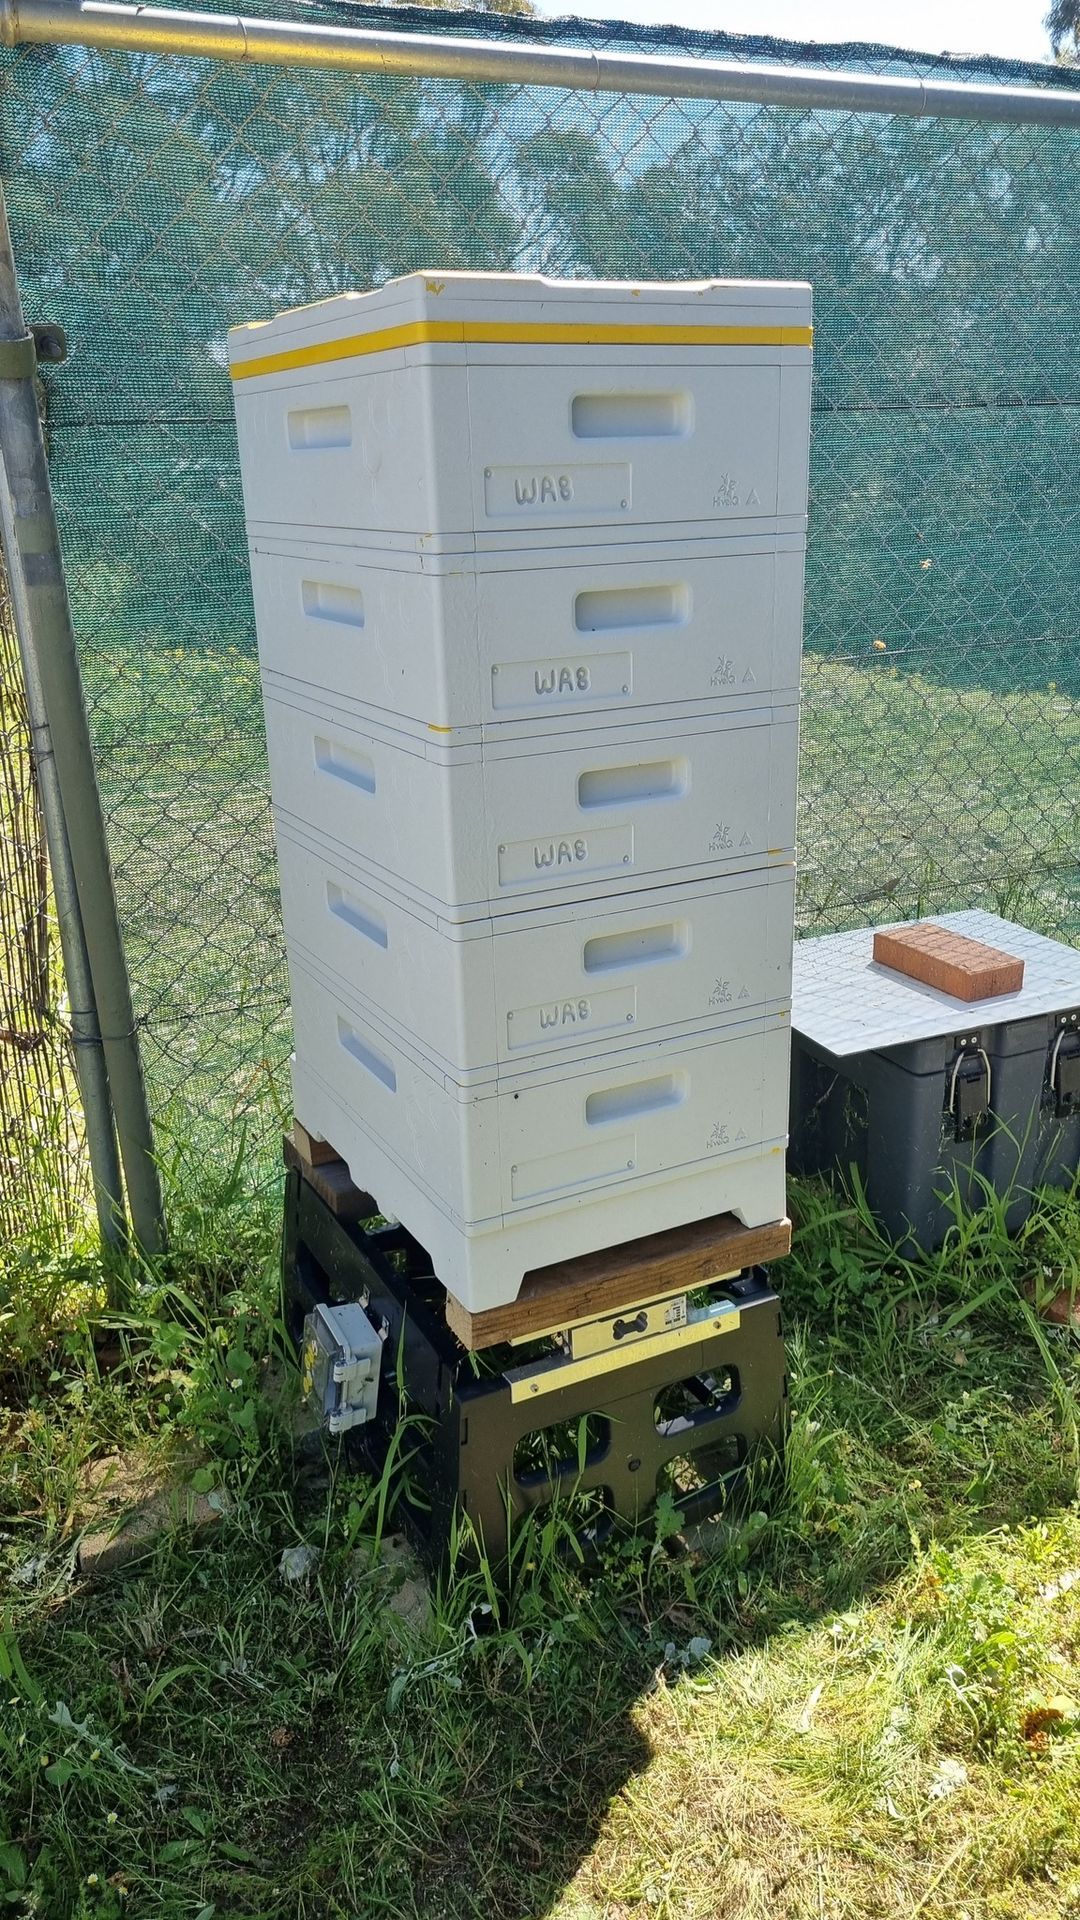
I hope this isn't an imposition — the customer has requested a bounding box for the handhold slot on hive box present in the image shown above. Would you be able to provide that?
[574,582,689,632]
[326,881,388,950]
[583,920,688,975]
[287,404,352,450]
[585,1072,686,1126]
[578,759,687,809]
[301,579,365,627]
[337,1016,397,1092]
[571,391,691,439]
[314,736,375,794]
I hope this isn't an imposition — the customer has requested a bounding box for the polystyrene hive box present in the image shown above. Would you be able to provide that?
[228,272,812,551]
[276,814,795,1076]
[288,947,791,1311]
[248,531,806,731]
[263,684,798,917]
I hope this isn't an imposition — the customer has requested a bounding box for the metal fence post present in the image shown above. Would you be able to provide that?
[0,185,165,1255]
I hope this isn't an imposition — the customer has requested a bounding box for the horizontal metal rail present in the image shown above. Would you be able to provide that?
[1,0,1079,125]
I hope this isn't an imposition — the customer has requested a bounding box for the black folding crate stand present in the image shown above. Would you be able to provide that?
[283,1165,788,1569]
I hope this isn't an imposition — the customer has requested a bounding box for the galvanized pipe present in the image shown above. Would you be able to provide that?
[0,186,165,1255]
[1,0,1079,126]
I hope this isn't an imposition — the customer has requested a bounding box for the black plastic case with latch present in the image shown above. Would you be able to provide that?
[789,1007,1080,1253]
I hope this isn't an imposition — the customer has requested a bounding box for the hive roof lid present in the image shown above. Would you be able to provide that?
[227,269,813,361]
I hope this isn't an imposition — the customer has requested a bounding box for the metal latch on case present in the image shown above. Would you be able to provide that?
[946,1042,991,1142]
[1050,1018,1080,1117]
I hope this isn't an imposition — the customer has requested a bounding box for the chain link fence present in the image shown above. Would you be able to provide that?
[0,2,1077,1204]
[0,546,89,1243]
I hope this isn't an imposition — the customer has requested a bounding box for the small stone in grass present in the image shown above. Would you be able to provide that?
[928,1757,968,1799]
[278,1545,320,1583]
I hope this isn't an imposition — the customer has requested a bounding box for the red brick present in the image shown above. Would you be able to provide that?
[872,923,1024,1002]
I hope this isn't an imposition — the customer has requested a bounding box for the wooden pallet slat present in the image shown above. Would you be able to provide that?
[445,1211,792,1349]
[292,1119,342,1167]
[286,1129,790,1348]
[282,1130,377,1222]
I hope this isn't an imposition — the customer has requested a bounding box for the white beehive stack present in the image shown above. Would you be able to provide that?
[228,272,812,1313]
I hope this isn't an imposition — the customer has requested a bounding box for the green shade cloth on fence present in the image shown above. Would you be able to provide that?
[1,3,1077,1176]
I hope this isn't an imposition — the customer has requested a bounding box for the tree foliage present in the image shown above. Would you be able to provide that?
[1046,0,1079,57]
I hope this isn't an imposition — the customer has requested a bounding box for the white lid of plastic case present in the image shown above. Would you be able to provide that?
[792,910,1080,1055]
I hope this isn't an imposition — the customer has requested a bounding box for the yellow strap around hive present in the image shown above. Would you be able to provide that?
[229,316,813,381]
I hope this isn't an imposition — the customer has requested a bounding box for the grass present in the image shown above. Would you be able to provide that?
[4,1165,1080,1918]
